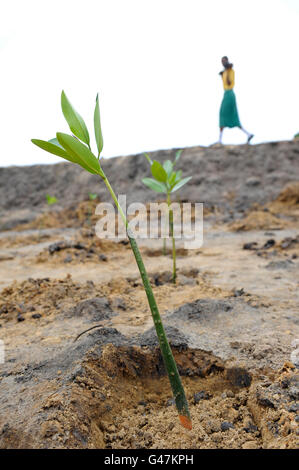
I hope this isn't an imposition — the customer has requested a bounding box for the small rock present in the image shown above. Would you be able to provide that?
[288,403,299,413]
[233,288,245,297]
[111,297,126,310]
[288,386,299,401]
[263,239,275,249]
[166,398,175,406]
[205,420,221,434]
[243,242,258,250]
[257,395,275,408]
[194,391,210,404]
[243,422,259,433]
[139,418,148,428]
[32,313,42,319]
[138,400,147,406]
[226,367,252,388]
[221,421,234,431]
[246,177,260,187]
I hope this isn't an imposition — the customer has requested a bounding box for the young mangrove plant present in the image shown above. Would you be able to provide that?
[142,150,192,283]
[87,192,98,226]
[31,91,192,430]
[46,194,58,206]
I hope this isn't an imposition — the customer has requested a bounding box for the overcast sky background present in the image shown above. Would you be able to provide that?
[1,0,299,167]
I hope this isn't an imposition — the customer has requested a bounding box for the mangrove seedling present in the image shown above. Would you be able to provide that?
[142,150,192,283]
[46,194,58,206]
[31,91,192,430]
[87,192,98,226]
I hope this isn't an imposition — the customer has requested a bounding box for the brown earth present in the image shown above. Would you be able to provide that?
[0,142,298,449]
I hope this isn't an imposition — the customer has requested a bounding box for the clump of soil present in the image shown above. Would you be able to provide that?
[266,181,299,220]
[15,199,103,231]
[1,338,297,449]
[36,235,129,265]
[230,181,299,232]
[0,275,106,323]
[229,210,287,232]
[274,182,299,206]
[242,235,299,261]
[0,233,52,249]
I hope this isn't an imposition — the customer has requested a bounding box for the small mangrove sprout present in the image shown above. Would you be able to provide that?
[31,91,192,430]
[142,150,192,283]
[46,194,58,206]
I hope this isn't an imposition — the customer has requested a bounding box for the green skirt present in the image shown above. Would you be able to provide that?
[219,89,241,128]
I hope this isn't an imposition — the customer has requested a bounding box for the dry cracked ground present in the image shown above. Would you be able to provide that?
[0,141,298,449]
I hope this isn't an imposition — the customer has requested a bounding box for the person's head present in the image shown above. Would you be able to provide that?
[221,56,229,67]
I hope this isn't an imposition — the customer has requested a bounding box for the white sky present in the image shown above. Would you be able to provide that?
[1,0,299,167]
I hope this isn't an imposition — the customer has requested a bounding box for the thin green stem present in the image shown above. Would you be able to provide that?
[167,192,176,284]
[101,172,191,429]
[163,237,167,256]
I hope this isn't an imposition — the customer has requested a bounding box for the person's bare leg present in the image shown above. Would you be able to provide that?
[239,126,254,143]
[218,127,224,144]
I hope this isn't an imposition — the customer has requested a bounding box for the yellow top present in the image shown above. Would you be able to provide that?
[222,68,235,90]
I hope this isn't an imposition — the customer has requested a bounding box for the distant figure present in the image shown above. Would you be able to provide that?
[218,56,254,144]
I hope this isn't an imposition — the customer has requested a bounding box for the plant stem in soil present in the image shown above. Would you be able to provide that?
[102,172,191,429]
[167,192,176,283]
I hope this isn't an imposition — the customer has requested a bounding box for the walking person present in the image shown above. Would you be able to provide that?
[218,56,254,144]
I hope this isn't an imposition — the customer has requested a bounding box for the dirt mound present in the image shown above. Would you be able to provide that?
[15,199,103,231]
[0,337,297,449]
[265,182,299,220]
[35,235,128,265]
[276,182,299,206]
[228,181,299,232]
[1,140,299,231]
[0,275,107,324]
[229,210,287,232]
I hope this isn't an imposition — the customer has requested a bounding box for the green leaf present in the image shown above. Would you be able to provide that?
[56,133,104,176]
[168,171,177,186]
[175,170,182,182]
[31,139,77,164]
[142,177,167,193]
[94,93,104,156]
[170,176,192,193]
[48,137,66,150]
[174,149,183,165]
[88,192,97,200]
[144,152,153,165]
[61,91,90,146]
[46,194,57,205]
[151,160,168,183]
[163,160,173,177]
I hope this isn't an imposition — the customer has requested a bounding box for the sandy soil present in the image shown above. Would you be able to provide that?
[0,144,298,449]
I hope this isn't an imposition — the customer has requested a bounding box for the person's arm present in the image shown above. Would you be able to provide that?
[226,67,232,87]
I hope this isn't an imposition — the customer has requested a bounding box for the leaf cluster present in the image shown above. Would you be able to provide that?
[45,194,58,205]
[142,150,191,194]
[32,92,105,178]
